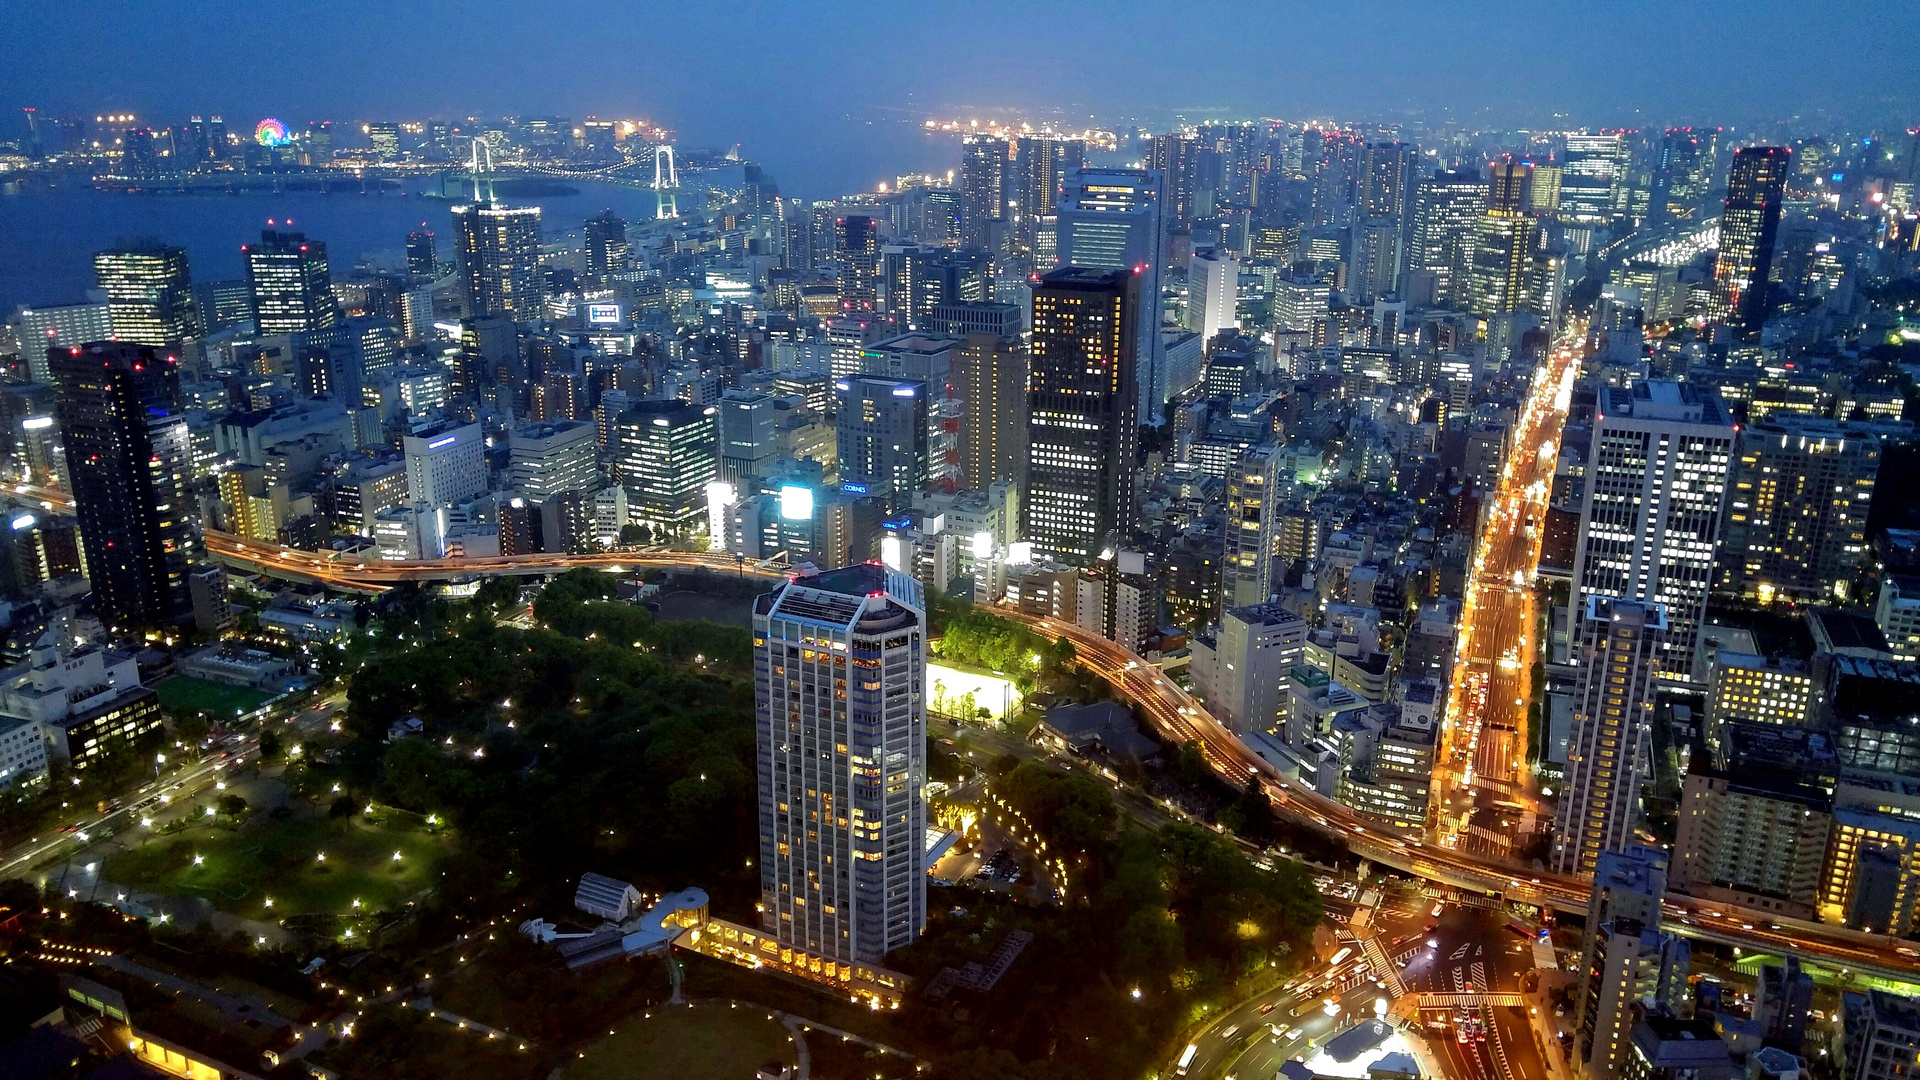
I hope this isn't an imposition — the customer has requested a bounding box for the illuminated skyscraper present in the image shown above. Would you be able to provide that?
[1410,169,1485,304]
[1222,444,1281,609]
[959,136,1008,251]
[244,229,336,334]
[835,374,928,508]
[946,308,1027,491]
[1012,135,1084,249]
[754,562,926,966]
[1711,146,1791,337]
[1716,415,1881,605]
[1552,596,1668,877]
[1561,132,1630,224]
[49,342,200,630]
[93,243,197,346]
[451,201,543,320]
[1570,380,1735,682]
[1187,248,1239,340]
[1055,167,1163,415]
[1466,163,1538,317]
[1149,132,1199,228]
[1024,267,1140,566]
[1358,141,1417,220]
[616,399,717,536]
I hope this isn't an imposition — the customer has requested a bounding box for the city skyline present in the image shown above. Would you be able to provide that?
[3,9,1920,1080]
[6,3,1920,197]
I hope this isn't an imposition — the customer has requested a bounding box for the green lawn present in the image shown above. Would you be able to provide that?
[103,809,449,919]
[155,676,273,719]
[566,1001,797,1080]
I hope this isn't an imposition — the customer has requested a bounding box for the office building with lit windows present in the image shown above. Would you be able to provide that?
[754,561,926,966]
[1222,444,1281,609]
[507,419,597,500]
[1570,380,1735,682]
[50,342,201,629]
[1552,595,1667,877]
[1718,416,1884,605]
[12,304,115,381]
[403,420,488,508]
[959,136,1007,251]
[616,399,718,536]
[1466,163,1539,318]
[1055,168,1163,415]
[1574,847,1674,1080]
[837,216,880,312]
[1711,146,1792,337]
[93,243,197,346]
[451,201,543,319]
[950,320,1026,491]
[1023,267,1140,566]
[1703,651,1812,740]
[1561,131,1630,224]
[1876,575,1920,661]
[835,375,928,509]
[1187,247,1239,342]
[0,633,160,772]
[583,209,628,286]
[1671,722,1834,921]
[244,230,336,334]
[1411,168,1486,305]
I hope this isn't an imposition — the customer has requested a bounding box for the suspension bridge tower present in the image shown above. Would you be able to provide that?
[467,137,496,201]
[653,143,679,220]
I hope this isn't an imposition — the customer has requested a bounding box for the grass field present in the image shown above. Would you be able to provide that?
[155,676,273,719]
[103,808,449,918]
[566,1001,796,1080]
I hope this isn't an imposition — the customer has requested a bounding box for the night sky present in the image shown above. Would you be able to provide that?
[4,1,1916,193]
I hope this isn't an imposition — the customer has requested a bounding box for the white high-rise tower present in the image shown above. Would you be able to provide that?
[755,563,927,964]
[1569,380,1734,682]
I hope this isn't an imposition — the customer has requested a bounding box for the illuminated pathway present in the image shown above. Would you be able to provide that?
[143,506,1920,980]
[1432,334,1580,855]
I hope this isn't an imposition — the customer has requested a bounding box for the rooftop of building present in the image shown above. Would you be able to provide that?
[1593,845,1668,895]
[1039,700,1161,760]
[511,419,592,441]
[1630,1015,1731,1069]
[1227,601,1308,629]
[1600,379,1731,427]
[757,563,925,631]
[1039,265,1131,288]
[867,333,964,354]
[1711,649,1810,676]
[1807,608,1891,656]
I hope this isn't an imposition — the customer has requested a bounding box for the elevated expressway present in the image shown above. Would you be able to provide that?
[200,529,1920,981]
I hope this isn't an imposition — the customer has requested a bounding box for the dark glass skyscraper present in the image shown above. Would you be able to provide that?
[837,215,879,313]
[244,229,336,333]
[959,136,1007,251]
[1024,266,1140,566]
[50,342,200,630]
[405,229,437,277]
[583,209,628,286]
[1712,146,1792,337]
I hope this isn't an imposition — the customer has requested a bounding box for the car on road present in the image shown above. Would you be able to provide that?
[1259,1001,1277,1015]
